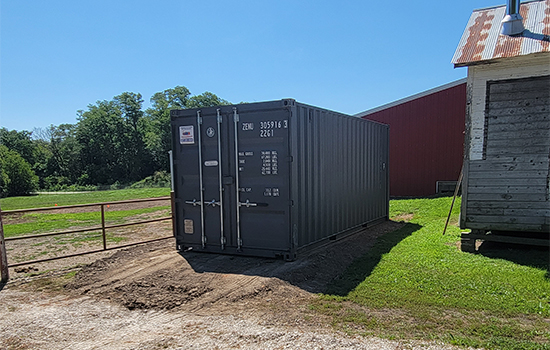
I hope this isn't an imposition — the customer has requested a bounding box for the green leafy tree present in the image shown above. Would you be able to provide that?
[76,93,153,185]
[49,124,80,181]
[114,92,153,181]
[114,92,144,131]
[31,139,53,188]
[0,145,38,197]
[0,127,49,188]
[0,153,9,197]
[187,91,229,109]
[32,124,81,188]
[0,128,39,166]
[75,100,131,184]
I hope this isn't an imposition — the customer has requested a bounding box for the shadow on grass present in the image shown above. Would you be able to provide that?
[324,223,422,296]
[477,241,550,279]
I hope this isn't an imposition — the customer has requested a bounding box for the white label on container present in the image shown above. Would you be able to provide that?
[180,125,194,144]
[184,219,194,234]
[204,160,218,167]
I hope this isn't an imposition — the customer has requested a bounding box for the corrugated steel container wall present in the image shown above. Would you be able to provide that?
[171,99,389,259]
[290,104,389,250]
[362,83,466,197]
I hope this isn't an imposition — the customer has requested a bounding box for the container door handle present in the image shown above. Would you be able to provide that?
[206,199,222,207]
[185,199,202,206]
[239,199,258,208]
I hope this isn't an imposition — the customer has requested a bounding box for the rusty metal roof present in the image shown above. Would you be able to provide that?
[452,0,550,67]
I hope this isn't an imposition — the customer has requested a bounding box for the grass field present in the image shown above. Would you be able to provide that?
[0,188,171,211]
[1,188,171,238]
[3,206,171,238]
[315,197,550,350]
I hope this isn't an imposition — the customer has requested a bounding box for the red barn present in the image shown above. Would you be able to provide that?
[355,79,466,197]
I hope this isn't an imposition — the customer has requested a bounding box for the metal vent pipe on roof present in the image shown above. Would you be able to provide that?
[501,0,524,36]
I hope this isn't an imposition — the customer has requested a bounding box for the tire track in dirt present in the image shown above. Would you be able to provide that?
[65,221,404,313]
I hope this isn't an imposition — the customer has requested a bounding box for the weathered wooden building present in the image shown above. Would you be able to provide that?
[451,0,550,250]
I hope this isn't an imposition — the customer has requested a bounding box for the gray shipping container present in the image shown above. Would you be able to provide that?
[171,99,389,260]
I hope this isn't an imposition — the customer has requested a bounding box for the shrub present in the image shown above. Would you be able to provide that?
[42,175,71,191]
[130,171,171,189]
[109,181,125,190]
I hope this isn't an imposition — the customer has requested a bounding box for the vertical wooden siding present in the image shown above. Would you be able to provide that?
[363,83,466,197]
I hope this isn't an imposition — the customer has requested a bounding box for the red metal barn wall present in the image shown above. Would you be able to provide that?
[361,83,466,197]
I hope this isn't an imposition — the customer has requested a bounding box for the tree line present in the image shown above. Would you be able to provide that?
[0,86,229,197]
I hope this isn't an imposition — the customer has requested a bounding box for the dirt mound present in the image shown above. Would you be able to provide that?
[66,221,403,312]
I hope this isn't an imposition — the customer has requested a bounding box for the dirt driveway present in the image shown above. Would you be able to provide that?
[0,221,466,350]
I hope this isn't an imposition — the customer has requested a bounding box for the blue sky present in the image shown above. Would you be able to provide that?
[1,0,503,132]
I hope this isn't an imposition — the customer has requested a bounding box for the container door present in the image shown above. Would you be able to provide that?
[175,110,227,250]
[232,108,291,253]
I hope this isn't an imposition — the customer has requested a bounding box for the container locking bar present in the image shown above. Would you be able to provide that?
[233,107,242,250]
[196,111,206,248]
[216,109,225,250]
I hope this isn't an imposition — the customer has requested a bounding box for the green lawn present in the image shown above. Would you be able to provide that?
[0,188,170,211]
[1,188,171,238]
[3,206,170,238]
[316,197,550,350]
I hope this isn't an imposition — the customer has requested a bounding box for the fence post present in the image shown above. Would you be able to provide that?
[169,150,176,239]
[170,191,176,237]
[0,204,9,283]
[101,204,107,250]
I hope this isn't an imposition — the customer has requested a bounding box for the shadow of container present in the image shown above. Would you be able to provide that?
[324,223,422,296]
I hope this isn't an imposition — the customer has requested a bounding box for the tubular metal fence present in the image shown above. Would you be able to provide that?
[0,194,175,282]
